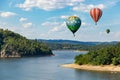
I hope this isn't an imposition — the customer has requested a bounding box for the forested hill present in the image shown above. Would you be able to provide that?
[75,42,120,65]
[0,29,53,58]
[38,39,101,45]
[38,39,118,45]
[38,39,118,50]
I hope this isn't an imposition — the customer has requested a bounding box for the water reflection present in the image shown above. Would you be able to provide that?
[0,50,119,80]
[74,69,120,80]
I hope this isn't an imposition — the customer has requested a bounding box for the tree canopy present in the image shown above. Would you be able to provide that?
[75,43,120,65]
[0,29,53,58]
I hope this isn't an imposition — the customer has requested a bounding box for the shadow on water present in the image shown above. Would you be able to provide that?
[74,69,120,80]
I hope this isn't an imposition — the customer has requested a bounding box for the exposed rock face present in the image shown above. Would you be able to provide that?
[0,50,21,58]
[0,44,21,58]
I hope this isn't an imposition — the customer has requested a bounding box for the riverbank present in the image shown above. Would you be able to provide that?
[61,64,120,72]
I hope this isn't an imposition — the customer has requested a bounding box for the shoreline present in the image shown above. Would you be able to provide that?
[61,64,120,72]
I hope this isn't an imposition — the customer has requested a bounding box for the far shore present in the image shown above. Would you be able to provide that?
[53,50,89,52]
[61,64,120,72]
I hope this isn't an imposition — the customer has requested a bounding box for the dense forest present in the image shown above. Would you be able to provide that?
[46,43,114,51]
[0,29,53,58]
[38,39,117,51]
[44,43,91,50]
[75,43,120,65]
[38,39,94,50]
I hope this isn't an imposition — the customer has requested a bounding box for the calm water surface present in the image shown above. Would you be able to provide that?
[0,50,120,80]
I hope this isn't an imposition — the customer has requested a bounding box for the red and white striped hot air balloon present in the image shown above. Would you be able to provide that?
[90,8,102,25]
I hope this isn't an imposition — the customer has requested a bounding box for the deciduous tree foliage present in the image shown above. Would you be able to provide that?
[0,29,53,57]
[75,43,120,65]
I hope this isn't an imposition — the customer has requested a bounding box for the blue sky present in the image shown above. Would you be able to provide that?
[0,0,120,42]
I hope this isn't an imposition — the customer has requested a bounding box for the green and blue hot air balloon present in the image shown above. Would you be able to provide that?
[66,16,81,36]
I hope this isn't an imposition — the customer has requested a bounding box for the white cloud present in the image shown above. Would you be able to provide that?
[60,15,69,19]
[16,0,85,11]
[49,22,66,33]
[0,12,16,18]
[81,22,86,26]
[19,17,27,22]
[60,14,79,20]
[72,0,120,12]
[22,22,32,28]
[39,21,68,39]
[41,21,66,33]
[19,17,33,28]
[73,3,105,12]
[105,0,120,7]
[16,0,120,13]
[51,27,59,32]
[41,21,60,27]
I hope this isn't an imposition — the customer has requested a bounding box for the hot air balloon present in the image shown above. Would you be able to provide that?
[66,16,81,36]
[90,8,102,25]
[106,29,110,34]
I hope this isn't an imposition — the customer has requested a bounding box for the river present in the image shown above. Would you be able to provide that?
[0,50,120,80]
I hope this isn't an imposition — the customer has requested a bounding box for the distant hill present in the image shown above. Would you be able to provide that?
[38,39,100,45]
[37,39,118,50]
[0,29,53,58]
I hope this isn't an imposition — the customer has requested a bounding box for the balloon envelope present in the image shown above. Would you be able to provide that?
[106,29,110,34]
[90,8,102,25]
[66,16,81,36]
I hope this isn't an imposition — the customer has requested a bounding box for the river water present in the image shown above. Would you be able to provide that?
[0,50,120,80]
